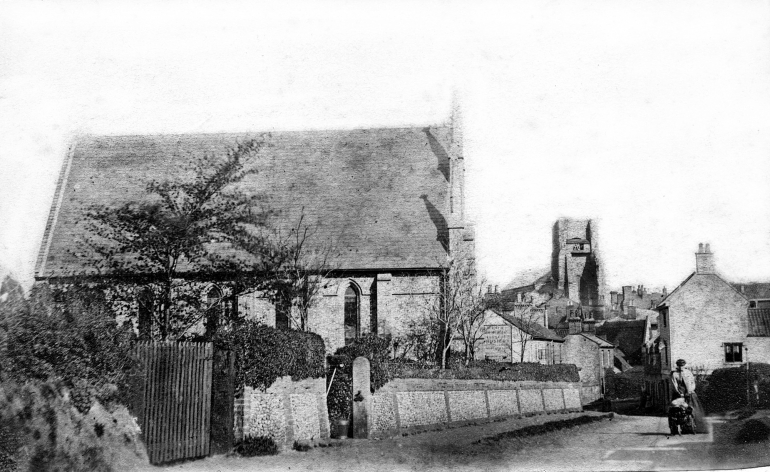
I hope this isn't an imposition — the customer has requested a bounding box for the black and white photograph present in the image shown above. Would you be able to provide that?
[1,1,770,471]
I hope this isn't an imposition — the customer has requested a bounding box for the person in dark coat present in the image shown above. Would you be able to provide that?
[671,358,707,433]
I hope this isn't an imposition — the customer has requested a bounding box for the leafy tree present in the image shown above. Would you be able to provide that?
[83,138,280,340]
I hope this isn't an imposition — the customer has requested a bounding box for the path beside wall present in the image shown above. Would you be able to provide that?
[367,378,583,439]
[234,376,330,449]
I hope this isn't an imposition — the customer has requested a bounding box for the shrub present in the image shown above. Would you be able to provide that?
[234,436,278,457]
[214,320,325,391]
[0,378,148,472]
[1,282,138,413]
[604,368,645,400]
[735,419,770,444]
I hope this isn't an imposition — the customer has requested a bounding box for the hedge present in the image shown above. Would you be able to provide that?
[699,363,770,413]
[386,359,581,383]
[215,320,325,392]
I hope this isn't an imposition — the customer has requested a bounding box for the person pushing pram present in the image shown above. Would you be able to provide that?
[669,358,707,435]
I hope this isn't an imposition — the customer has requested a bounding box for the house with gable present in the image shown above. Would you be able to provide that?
[476,304,564,365]
[34,115,475,353]
[644,243,770,406]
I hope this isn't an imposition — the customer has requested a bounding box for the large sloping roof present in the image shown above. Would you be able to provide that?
[595,319,646,357]
[36,126,454,278]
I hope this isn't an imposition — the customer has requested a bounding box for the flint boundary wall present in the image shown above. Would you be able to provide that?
[234,376,330,449]
[367,378,583,439]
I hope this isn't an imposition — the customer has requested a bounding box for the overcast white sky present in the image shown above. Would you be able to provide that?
[1,0,770,292]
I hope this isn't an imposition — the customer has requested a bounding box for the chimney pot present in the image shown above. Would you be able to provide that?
[487,285,492,294]
[495,285,499,293]
[695,241,716,274]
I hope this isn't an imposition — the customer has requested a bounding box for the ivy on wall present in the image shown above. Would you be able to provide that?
[215,321,325,392]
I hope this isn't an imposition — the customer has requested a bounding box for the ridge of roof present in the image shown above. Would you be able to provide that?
[580,332,614,347]
[72,123,451,142]
[657,272,749,309]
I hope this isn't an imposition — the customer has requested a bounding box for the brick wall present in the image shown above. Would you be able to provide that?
[234,376,330,449]
[366,378,582,439]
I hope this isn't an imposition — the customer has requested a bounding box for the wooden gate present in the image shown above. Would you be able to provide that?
[133,342,214,465]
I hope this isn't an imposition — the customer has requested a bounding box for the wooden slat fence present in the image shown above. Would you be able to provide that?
[134,342,214,465]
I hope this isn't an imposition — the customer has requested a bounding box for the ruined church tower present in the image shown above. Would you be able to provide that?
[551,218,606,310]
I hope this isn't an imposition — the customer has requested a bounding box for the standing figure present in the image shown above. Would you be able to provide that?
[670,359,707,434]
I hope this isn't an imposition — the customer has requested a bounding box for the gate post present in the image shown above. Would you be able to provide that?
[210,348,235,454]
[352,357,371,439]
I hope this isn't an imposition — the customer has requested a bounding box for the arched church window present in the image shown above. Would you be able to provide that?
[344,285,360,345]
[205,285,222,338]
[370,281,378,335]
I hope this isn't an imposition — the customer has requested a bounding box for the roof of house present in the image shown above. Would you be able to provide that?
[580,332,614,348]
[595,319,647,357]
[36,126,456,278]
[657,272,748,309]
[733,283,770,300]
[748,308,770,337]
[490,309,564,342]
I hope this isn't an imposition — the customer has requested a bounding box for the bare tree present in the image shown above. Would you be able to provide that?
[455,275,491,364]
[416,247,488,369]
[270,211,339,331]
[508,302,545,363]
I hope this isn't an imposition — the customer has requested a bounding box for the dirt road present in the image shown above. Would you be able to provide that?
[158,413,770,472]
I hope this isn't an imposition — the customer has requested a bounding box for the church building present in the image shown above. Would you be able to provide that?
[34,113,474,352]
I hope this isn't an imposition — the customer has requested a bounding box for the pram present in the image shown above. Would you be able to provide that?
[668,397,696,435]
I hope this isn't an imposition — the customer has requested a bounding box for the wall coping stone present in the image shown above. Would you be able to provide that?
[378,378,579,392]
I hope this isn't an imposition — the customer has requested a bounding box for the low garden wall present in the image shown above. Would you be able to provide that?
[234,376,330,449]
[366,378,583,438]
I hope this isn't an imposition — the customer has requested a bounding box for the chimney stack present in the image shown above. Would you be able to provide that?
[695,242,716,274]
[487,285,492,294]
[495,285,498,293]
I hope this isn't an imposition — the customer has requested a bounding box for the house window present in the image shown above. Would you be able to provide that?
[344,285,360,345]
[724,343,743,363]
